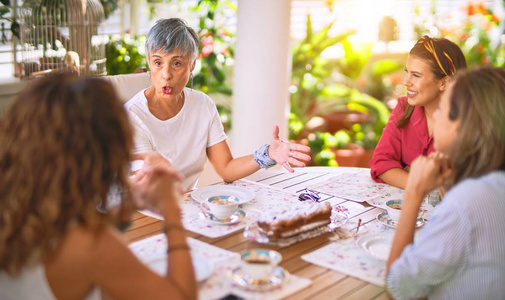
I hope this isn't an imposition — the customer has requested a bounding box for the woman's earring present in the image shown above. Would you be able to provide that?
[146,71,151,88]
[190,72,194,90]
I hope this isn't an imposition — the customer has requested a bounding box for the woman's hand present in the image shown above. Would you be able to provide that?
[268,125,311,172]
[131,165,184,217]
[132,152,172,175]
[405,152,452,202]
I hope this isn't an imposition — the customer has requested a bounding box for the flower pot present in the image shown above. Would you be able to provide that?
[358,149,375,168]
[321,111,371,134]
[332,143,365,167]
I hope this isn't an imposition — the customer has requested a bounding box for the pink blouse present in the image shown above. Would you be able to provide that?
[369,97,435,182]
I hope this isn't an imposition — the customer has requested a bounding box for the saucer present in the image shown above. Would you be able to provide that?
[356,234,393,261]
[377,211,426,229]
[199,208,246,225]
[227,266,289,291]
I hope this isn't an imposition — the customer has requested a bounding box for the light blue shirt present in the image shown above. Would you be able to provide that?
[387,171,505,299]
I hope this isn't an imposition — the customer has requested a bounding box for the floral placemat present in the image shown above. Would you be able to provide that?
[306,169,405,204]
[306,169,438,218]
[140,179,372,238]
[301,219,395,287]
[129,233,312,300]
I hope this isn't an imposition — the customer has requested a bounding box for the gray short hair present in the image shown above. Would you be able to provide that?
[145,18,199,61]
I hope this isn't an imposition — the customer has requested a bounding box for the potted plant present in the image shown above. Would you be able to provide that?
[289,14,355,140]
[307,132,338,167]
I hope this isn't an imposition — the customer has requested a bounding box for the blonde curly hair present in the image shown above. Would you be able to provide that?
[0,73,134,275]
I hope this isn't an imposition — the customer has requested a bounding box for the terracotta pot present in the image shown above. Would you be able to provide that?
[321,111,371,134]
[357,149,375,168]
[332,143,365,167]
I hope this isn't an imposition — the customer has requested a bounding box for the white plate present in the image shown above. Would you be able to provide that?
[356,234,393,261]
[376,212,426,229]
[191,185,255,205]
[228,266,289,291]
[199,208,246,225]
[145,253,214,282]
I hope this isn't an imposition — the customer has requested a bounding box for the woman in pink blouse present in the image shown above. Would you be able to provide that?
[369,36,466,188]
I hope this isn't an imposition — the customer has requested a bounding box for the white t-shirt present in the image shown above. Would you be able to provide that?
[124,87,227,190]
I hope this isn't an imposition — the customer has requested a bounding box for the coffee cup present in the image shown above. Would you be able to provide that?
[386,199,402,222]
[205,195,239,220]
[240,249,282,282]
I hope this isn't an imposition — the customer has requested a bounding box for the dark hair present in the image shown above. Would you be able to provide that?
[397,36,467,128]
[145,18,199,61]
[0,73,134,275]
[446,66,505,187]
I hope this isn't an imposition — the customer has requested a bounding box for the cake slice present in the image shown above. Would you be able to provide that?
[257,202,332,239]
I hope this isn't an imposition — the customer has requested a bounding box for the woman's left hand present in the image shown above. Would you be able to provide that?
[268,125,311,172]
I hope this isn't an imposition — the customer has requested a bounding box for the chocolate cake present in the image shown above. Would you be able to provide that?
[257,202,332,239]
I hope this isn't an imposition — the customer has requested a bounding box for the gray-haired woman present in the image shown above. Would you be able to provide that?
[125,18,310,190]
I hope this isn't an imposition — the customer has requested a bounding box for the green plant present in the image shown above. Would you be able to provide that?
[192,0,235,130]
[362,59,404,103]
[289,14,393,144]
[308,132,338,166]
[289,14,355,139]
[105,35,146,75]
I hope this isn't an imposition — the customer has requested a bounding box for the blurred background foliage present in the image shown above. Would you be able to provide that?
[106,35,146,75]
[101,0,504,166]
[105,0,235,130]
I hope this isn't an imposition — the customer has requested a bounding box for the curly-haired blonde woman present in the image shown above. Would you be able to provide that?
[0,74,196,300]
[386,66,505,298]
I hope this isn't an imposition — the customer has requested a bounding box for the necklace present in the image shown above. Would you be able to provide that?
[148,92,184,120]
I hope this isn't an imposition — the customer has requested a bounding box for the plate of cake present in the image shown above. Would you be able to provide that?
[243,202,335,247]
[191,185,255,205]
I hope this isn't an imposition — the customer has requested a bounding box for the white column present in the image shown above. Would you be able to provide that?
[129,0,139,36]
[231,0,292,156]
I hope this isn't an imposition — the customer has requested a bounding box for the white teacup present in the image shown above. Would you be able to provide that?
[240,249,282,282]
[386,199,402,222]
[205,195,239,220]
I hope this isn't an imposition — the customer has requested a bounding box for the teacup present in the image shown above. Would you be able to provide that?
[386,200,402,222]
[240,249,282,282]
[205,195,239,220]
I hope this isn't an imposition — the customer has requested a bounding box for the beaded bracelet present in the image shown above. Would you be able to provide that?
[167,244,191,254]
[162,223,185,233]
[253,144,277,169]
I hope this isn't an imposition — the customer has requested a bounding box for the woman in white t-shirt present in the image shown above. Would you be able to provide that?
[124,18,311,191]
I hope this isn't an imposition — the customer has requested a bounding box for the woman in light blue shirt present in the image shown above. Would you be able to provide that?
[387,66,505,299]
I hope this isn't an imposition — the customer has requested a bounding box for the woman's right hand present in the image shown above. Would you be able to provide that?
[131,164,184,217]
[132,152,172,175]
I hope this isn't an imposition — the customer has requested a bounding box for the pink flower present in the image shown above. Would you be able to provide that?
[202,35,214,46]
[202,45,213,57]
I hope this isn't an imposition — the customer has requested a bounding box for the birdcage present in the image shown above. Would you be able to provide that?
[17,0,106,78]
